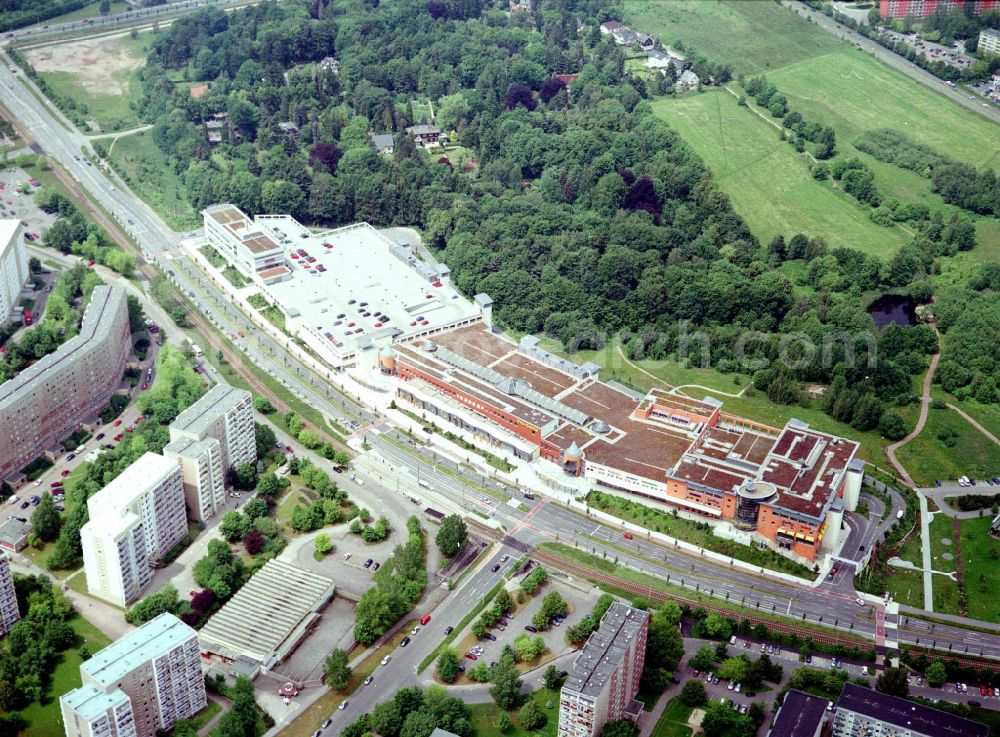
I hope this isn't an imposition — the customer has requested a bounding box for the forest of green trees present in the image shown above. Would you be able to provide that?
[127,0,998,438]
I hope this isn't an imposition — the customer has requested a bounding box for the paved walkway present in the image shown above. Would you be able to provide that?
[918,494,934,611]
[639,689,673,737]
[197,693,230,737]
[886,327,940,488]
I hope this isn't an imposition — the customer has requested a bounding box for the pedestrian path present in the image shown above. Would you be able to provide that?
[918,494,934,611]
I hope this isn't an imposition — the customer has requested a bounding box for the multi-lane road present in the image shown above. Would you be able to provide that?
[2,28,1000,736]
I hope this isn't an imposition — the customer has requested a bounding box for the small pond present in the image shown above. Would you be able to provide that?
[867,294,917,329]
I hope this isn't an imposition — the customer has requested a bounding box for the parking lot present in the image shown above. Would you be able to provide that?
[880,30,976,70]
[448,574,595,678]
[0,166,59,238]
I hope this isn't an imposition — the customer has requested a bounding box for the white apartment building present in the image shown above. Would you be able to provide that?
[558,603,649,737]
[202,203,289,284]
[0,554,21,636]
[163,436,226,523]
[62,614,207,737]
[0,285,130,483]
[81,453,187,607]
[0,219,28,325]
[81,512,151,608]
[981,28,1000,55]
[61,684,137,737]
[170,385,256,473]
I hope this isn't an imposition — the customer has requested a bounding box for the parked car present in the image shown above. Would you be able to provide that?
[400,637,411,648]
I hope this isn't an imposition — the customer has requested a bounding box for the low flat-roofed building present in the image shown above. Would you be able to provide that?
[198,559,336,673]
[202,204,289,283]
[0,285,130,483]
[245,214,485,367]
[558,602,649,737]
[767,689,827,737]
[982,28,1000,55]
[0,517,31,553]
[834,682,988,737]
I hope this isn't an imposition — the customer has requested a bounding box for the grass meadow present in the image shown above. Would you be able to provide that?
[651,90,908,257]
[107,131,200,230]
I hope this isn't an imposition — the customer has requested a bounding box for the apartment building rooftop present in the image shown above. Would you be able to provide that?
[163,436,217,458]
[172,384,248,436]
[0,285,126,410]
[768,689,827,737]
[837,683,988,737]
[86,452,179,519]
[82,613,197,686]
[61,683,129,722]
[564,602,650,700]
[0,219,19,255]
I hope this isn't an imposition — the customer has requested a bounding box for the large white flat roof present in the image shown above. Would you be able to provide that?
[257,217,481,353]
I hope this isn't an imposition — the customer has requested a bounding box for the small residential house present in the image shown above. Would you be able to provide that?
[509,0,532,10]
[371,133,395,156]
[614,27,638,46]
[319,56,340,74]
[645,49,673,70]
[599,20,622,35]
[277,121,300,139]
[405,124,442,147]
[635,32,655,50]
[677,69,700,90]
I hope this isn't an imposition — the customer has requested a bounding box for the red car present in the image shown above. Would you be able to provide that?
[286,445,294,453]
[50,481,63,488]
[113,419,122,426]
[624,532,633,540]
[61,469,71,477]
[136,416,145,422]
[126,427,134,433]
[465,653,478,660]
[114,434,123,441]
[86,259,95,267]
[981,685,990,696]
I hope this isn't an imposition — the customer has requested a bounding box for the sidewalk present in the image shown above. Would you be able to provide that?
[918,493,934,611]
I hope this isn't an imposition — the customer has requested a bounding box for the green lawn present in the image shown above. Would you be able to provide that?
[14,615,112,737]
[467,688,560,737]
[30,31,151,132]
[107,131,200,230]
[928,514,957,574]
[895,402,1000,486]
[958,517,1000,624]
[27,0,129,26]
[624,0,843,75]
[885,567,924,609]
[769,50,1000,172]
[651,91,908,257]
[650,698,694,737]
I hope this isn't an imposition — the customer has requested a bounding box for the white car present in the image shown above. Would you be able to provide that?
[410,627,420,635]
[344,552,351,560]
[855,597,865,606]
[380,656,391,666]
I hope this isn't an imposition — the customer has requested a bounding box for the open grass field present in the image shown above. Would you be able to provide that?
[649,698,694,737]
[24,31,151,132]
[650,91,908,257]
[14,615,112,737]
[768,50,1000,172]
[885,567,925,609]
[895,402,1000,486]
[27,0,129,27]
[624,0,842,75]
[468,688,561,737]
[107,131,200,230]
[958,516,1000,623]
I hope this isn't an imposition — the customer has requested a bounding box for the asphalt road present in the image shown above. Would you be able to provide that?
[784,0,1000,124]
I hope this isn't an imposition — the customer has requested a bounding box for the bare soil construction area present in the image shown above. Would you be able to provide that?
[24,33,145,96]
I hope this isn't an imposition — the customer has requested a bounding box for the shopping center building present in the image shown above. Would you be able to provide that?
[378,325,862,562]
